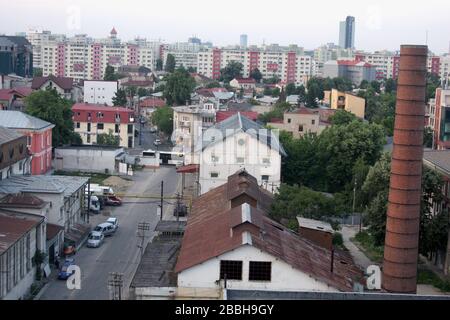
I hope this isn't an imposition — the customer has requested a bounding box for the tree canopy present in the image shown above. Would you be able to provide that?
[250,68,262,83]
[25,89,81,147]
[220,61,243,83]
[97,129,120,146]
[163,67,196,106]
[152,106,173,136]
[165,54,176,73]
[112,88,127,106]
[104,65,118,81]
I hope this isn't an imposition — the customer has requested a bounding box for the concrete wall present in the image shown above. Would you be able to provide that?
[177,245,337,299]
[83,81,118,106]
[199,132,282,194]
[55,148,122,174]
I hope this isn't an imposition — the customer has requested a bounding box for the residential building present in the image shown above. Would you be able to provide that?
[0,175,89,233]
[432,88,450,150]
[216,111,258,123]
[268,108,332,138]
[0,111,54,174]
[323,60,376,86]
[83,80,118,106]
[230,78,257,90]
[174,170,363,299]
[72,103,135,148]
[323,89,366,118]
[172,104,217,164]
[118,76,155,92]
[0,36,33,78]
[339,16,356,49]
[0,127,31,179]
[423,150,450,275]
[0,88,31,111]
[31,75,82,102]
[25,29,65,70]
[0,210,45,300]
[198,113,285,194]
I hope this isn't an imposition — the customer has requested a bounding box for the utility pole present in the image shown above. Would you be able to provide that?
[108,272,124,300]
[160,180,164,221]
[137,222,151,258]
[175,193,181,222]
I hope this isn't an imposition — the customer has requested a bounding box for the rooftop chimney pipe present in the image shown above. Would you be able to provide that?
[382,45,428,294]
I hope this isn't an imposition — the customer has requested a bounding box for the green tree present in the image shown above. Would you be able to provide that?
[33,68,43,77]
[152,106,173,135]
[384,78,397,94]
[370,81,381,93]
[296,85,306,104]
[360,80,369,89]
[163,67,196,106]
[306,82,322,107]
[25,89,80,147]
[220,61,243,83]
[285,83,297,96]
[424,127,434,148]
[206,81,222,88]
[329,110,358,126]
[187,66,197,73]
[263,76,280,84]
[250,68,263,83]
[426,73,441,101]
[97,129,120,146]
[156,58,163,71]
[112,88,127,106]
[137,88,151,97]
[165,54,176,73]
[104,64,117,81]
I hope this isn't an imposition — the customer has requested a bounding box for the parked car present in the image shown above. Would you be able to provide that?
[105,195,122,206]
[106,217,119,231]
[58,258,76,280]
[93,223,115,237]
[149,127,157,133]
[87,231,104,248]
[153,139,161,146]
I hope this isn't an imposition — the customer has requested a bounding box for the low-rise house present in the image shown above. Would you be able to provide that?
[0,127,31,179]
[423,150,450,275]
[216,110,258,123]
[323,89,365,119]
[83,80,118,106]
[119,76,155,92]
[174,170,363,299]
[0,88,31,111]
[139,97,165,118]
[72,103,135,148]
[230,78,256,90]
[118,65,151,77]
[0,210,46,300]
[55,145,131,175]
[268,108,331,138]
[198,113,285,194]
[0,111,54,175]
[0,175,89,234]
[31,75,81,102]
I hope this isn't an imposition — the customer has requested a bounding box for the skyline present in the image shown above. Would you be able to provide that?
[0,0,449,54]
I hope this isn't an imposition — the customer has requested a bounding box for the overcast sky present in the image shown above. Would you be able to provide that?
[1,0,449,54]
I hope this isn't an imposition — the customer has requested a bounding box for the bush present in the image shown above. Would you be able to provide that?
[333,232,344,247]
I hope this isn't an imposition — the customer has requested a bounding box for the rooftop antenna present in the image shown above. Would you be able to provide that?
[425,30,429,46]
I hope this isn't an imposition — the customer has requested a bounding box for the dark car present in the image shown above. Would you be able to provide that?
[58,258,76,280]
[105,195,122,206]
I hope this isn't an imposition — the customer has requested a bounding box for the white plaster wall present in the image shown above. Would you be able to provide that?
[83,81,118,106]
[55,148,119,173]
[177,245,338,293]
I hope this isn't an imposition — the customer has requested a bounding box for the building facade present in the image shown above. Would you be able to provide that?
[323,60,376,86]
[268,108,330,138]
[72,103,135,148]
[0,36,33,78]
[0,111,54,175]
[31,75,82,102]
[83,80,118,106]
[323,89,366,118]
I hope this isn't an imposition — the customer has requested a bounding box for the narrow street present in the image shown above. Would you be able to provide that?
[39,166,179,300]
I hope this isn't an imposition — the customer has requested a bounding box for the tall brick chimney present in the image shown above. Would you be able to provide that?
[382,45,428,294]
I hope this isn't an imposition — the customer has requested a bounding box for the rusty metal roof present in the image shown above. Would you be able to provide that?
[0,214,42,254]
[175,170,364,291]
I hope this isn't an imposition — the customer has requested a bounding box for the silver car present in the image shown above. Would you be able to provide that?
[106,217,119,231]
[87,231,104,248]
[93,223,115,237]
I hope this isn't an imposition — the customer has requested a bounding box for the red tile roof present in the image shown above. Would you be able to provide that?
[46,223,64,241]
[0,194,47,209]
[72,103,132,113]
[234,78,256,84]
[140,98,165,108]
[175,170,364,291]
[216,111,258,122]
[32,75,74,90]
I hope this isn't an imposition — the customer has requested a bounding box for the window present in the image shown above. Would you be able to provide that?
[210,172,219,178]
[236,157,245,164]
[87,134,91,143]
[262,175,269,182]
[115,124,119,133]
[76,122,80,129]
[249,261,271,281]
[312,119,315,125]
[87,123,91,132]
[298,125,304,132]
[128,124,133,134]
[220,260,243,280]
[287,118,291,124]
[97,123,104,130]
[262,158,270,165]
[211,155,219,162]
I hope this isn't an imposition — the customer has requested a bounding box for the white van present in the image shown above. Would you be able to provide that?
[93,223,115,237]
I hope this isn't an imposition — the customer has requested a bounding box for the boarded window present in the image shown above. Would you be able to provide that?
[249,261,271,281]
[220,260,243,280]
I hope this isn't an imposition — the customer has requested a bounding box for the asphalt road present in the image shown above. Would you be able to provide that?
[133,123,173,153]
[39,166,179,300]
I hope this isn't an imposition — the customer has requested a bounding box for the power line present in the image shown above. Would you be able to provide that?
[137,222,151,258]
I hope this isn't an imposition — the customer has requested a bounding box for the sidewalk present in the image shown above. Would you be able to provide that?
[341,225,373,270]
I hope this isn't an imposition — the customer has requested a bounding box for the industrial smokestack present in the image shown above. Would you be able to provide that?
[382,45,428,294]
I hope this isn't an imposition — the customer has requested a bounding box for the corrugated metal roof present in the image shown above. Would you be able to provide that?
[0,127,24,145]
[0,213,42,254]
[0,111,54,130]
[423,150,450,175]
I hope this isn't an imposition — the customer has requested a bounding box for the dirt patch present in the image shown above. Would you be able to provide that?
[103,176,133,193]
